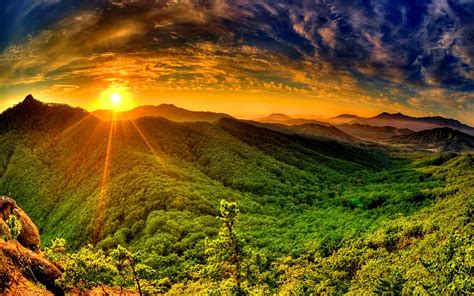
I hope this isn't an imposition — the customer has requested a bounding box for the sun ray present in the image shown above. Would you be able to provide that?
[122,111,165,165]
[61,114,94,136]
[92,112,117,242]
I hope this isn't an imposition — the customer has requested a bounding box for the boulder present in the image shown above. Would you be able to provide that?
[0,196,63,295]
[0,196,40,251]
[0,240,63,295]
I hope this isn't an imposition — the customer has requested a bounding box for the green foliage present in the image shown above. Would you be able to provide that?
[204,200,245,294]
[58,245,117,292]
[2,215,22,241]
[110,245,154,295]
[44,238,68,266]
[0,101,473,294]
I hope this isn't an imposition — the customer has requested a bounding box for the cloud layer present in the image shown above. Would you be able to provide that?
[0,0,473,122]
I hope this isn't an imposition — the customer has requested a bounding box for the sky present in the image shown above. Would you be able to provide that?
[0,0,473,123]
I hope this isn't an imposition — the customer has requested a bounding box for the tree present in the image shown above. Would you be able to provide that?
[110,245,147,296]
[58,245,117,295]
[205,200,246,294]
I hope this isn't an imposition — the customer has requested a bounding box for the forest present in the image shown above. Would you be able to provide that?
[0,98,472,294]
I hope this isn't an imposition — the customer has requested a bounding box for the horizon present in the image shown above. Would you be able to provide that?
[7,94,474,125]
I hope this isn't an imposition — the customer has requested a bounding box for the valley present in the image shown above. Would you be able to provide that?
[0,96,472,294]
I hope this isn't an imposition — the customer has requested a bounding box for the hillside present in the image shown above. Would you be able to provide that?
[337,123,414,140]
[255,113,329,126]
[248,121,358,143]
[0,96,471,294]
[350,112,474,134]
[328,114,362,125]
[92,104,231,122]
[388,127,474,152]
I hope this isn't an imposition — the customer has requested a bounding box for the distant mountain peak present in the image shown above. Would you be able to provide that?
[268,113,293,119]
[374,112,407,119]
[332,114,360,119]
[21,94,42,105]
[92,103,231,122]
[24,94,35,101]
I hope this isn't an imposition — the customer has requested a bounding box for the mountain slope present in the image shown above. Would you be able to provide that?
[92,104,232,122]
[350,112,474,134]
[337,123,414,140]
[0,96,388,249]
[0,96,471,294]
[249,121,358,143]
[255,113,329,126]
[327,114,362,125]
[388,127,474,152]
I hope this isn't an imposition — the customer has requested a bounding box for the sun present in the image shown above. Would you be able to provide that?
[97,84,134,112]
[111,93,121,105]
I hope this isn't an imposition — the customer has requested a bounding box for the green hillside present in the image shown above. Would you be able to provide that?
[0,98,472,294]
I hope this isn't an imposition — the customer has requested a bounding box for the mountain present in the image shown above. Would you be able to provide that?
[337,123,414,140]
[250,121,358,143]
[0,96,388,249]
[92,104,232,122]
[328,114,362,125]
[350,112,474,135]
[0,95,472,294]
[255,113,329,126]
[255,113,293,123]
[388,127,474,152]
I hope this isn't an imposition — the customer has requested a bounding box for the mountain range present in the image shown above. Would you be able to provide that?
[388,127,474,152]
[255,113,329,126]
[256,111,474,135]
[349,112,474,135]
[92,104,231,122]
[0,95,472,294]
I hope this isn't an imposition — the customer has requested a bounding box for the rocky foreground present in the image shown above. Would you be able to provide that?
[0,196,62,295]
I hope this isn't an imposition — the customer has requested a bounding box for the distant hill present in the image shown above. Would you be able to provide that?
[255,113,329,126]
[92,104,232,122]
[256,113,293,123]
[350,112,474,135]
[337,123,414,140]
[250,121,358,143]
[328,114,362,125]
[388,127,474,152]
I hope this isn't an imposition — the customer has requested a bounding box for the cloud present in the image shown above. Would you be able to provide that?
[0,0,472,122]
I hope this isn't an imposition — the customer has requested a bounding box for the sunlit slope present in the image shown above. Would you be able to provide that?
[0,96,463,284]
[0,97,387,245]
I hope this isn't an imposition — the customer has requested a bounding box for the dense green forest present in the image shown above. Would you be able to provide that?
[0,98,472,294]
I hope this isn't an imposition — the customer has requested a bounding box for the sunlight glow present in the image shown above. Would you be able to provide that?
[97,83,134,112]
[92,117,116,242]
[111,93,121,105]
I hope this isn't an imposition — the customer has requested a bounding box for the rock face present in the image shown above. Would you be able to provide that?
[0,196,63,295]
[0,196,41,251]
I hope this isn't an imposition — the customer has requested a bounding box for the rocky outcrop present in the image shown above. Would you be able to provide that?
[0,196,63,295]
[0,196,41,251]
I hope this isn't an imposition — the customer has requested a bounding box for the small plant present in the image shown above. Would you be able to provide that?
[44,238,68,266]
[3,215,22,242]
